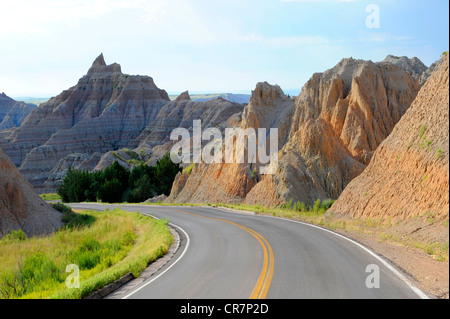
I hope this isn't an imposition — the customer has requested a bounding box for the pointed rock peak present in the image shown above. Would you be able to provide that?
[0,92,11,100]
[253,82,286,99]
[92,53,106,67]
[175,90,191,102]
[87,53,122,77]
[216,96,228,102]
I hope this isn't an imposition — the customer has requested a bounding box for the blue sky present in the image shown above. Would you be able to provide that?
[0,0,448,97]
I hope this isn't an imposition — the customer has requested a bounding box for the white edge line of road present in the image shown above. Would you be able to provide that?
[257,213,430,299]
[121,213,191,299]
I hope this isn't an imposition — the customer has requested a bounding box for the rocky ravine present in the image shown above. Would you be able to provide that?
[0,147,62,238]
[168,56,424,206]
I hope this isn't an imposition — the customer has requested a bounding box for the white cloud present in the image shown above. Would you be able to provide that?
[0,0,172,35]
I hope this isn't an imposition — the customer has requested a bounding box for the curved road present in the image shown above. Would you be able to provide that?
[70,203,426,299]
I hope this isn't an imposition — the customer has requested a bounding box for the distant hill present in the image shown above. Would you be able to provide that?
[0,93,37,130]
[169,93,250,104]
[13,97,50,106]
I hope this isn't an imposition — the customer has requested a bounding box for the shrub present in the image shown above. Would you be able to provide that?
[57,153,179,204]
[320,199,336,210]
[52,203,95,229]
[313,199,321,212]
[99,178,123,203]
[182,163,194,175]
[6,230,26,242]
[293,201,307,212]
[52,202,73,215]
[155,153,182,196]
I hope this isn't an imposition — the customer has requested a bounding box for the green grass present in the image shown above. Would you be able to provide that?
[214,200,341,229]
[437,148,443,160]
[419,125,427,139]
[182,163,195,175]
[0,208,173,299]
[39,193,61,201]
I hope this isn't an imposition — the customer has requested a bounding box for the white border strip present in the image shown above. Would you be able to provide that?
[258,213,429,299]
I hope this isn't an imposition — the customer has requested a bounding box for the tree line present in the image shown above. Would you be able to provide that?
[57,153,181,203]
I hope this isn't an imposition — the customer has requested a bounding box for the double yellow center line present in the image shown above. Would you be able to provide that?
[167,208,274,299]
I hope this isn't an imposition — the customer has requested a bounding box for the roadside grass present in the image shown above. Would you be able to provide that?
[0,206,173,299]
[39,193,61,201]
[182,163,195,175]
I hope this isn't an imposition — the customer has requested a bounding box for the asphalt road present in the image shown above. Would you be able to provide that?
[69,203,426,299]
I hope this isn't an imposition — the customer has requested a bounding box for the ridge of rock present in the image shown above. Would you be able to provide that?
[329,55,449,244]
[174,90,191,102]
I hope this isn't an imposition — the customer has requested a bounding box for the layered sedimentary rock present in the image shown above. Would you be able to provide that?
[0,93,36,130]
[0,54,170,191]
[95,92,245,170]
[330,56,449,225]
[0,147,62,237]
[166,82,292,204]
[137,95,244,149]
[168,57,422,206]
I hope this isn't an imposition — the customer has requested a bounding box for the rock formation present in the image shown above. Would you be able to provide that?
[168,57,422,206]
[0,147,62,238]
[382,55,428,84]
[0,93,36,130]
[0,54,170,192]
[94,92,245,170]
[419,52,448,84]
[329,55,449,234]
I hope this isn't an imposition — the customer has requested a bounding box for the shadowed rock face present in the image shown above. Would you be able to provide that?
[0,54,170,192]
[0,93,36,130]
[330,56,449,223]
[168,57,423,206]
[382,55,428,84]
[0,147,62,238]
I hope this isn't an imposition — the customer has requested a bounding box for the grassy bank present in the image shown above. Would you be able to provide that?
[0,207,173,299]
[39,193,61,201]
